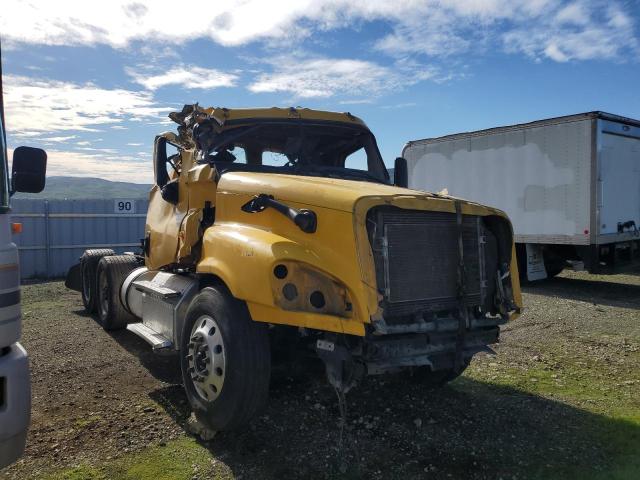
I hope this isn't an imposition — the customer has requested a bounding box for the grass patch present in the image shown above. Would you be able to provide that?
[46,465,105,480]
[73,415,101,429]
[465,339,640,480]
[44,437,229,480]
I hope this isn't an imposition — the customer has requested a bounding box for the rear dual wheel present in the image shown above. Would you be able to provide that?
[96,255,139,331]
[80,249,115,312]
[180,286,271,431]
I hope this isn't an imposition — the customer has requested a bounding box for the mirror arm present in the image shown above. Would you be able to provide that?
[241,194,317,233]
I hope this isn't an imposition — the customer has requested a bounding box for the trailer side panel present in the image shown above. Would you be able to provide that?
[405,118,593,245]
[596,119,640,242]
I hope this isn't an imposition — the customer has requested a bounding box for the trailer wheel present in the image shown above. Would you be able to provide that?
[96,255,139,331]
[543,252,566,279]
[180,286,271,431]
[80,249,115,312]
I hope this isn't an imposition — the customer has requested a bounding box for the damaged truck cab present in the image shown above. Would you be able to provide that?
[67,105,521,430]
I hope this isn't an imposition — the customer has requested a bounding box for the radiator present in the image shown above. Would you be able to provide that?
[367,207,496,318]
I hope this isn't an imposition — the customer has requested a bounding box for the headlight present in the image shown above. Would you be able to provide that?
[270,261,353,318]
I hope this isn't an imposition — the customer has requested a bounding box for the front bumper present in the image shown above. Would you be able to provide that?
[364,322,502,374]
[0,343,31,469]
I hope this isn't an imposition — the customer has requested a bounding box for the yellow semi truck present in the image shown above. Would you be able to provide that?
[66,105,521,431]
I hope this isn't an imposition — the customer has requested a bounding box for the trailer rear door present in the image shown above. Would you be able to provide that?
[598,120,640,236]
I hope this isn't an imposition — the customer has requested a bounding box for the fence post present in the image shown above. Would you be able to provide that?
[44,200,51,279]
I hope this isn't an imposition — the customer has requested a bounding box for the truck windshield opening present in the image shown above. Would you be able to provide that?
[200,122,390,185]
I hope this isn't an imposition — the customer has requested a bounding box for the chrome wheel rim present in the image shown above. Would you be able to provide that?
[187,315,226,402]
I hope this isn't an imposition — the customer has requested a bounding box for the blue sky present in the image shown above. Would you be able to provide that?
[1,0,639,183]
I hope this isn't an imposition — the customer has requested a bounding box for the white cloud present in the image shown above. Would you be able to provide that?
[503,3,638,62]
[375,1,638,61]
[380,102,418,109]
[3,75,169,136]
[0,0,317,48]
[249,56,439,99]
[42,135,78,143]
[555,2,590,26]
[338,99,375,105]
[249,58,404,98]
[1,1,635,64]
[76,147,118,153]
[8,148,152,183]
[127,65,238,90]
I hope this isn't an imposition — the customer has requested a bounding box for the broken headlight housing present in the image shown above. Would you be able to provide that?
[270,261,353,318]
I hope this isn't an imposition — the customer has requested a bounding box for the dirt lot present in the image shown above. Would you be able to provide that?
[2,268,639,480]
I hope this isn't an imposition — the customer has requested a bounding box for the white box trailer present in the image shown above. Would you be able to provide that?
[403,112,640,280]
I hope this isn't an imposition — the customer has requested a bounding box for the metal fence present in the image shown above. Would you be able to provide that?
[11,199,148,279]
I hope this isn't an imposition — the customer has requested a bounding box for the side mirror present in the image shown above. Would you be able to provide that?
[394,157,408,188]
[11,146,47,194]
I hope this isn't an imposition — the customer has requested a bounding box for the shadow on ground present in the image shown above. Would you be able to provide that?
[77,309,183,384]
[143,368,636,480]
[522,273,640,310]
[74,268,639,479]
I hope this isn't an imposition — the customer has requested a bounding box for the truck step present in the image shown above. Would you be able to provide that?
[126,322,174,352]
[132,279,181,299]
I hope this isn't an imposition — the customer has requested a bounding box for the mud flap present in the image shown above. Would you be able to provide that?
[65,263,82,292]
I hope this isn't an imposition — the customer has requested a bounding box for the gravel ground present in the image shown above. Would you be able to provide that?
[1,267,639,480]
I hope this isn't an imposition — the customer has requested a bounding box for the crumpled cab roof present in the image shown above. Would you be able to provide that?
[167,104,369,150]
[170,104,366,129]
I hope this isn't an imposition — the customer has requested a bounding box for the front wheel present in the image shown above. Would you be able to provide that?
[180,286,271,431]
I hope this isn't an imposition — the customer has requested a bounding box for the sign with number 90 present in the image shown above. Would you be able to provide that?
[114,199,135,214]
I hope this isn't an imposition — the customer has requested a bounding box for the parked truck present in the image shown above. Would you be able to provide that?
[66,104,521,431]
[403,112,640,281]
[0,48,47,468]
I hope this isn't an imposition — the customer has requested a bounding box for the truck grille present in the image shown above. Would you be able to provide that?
[367,207,497,319]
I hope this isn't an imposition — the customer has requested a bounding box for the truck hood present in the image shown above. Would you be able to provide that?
[217,171,501,216]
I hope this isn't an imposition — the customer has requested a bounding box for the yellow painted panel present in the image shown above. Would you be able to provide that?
[247,302,365,336]
[146,108,522,333]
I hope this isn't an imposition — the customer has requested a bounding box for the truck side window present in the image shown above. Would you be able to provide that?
[344,146,368,171]
[262,150,289,167]
[230,147,247,164]
[166,143,181,179]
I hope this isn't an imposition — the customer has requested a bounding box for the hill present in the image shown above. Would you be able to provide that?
[15,176,152,200]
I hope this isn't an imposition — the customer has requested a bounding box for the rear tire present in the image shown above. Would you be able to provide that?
[80,249,115,312]
[96,255,139,331]
[180,286,271,431]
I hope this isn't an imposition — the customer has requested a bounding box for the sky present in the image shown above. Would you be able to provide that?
[1,0,639,183]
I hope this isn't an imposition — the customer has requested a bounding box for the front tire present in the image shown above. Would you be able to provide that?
[180,286,271,431]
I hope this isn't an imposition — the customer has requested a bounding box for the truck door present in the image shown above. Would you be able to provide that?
[145,136,189,270]
[598,125,640,236]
